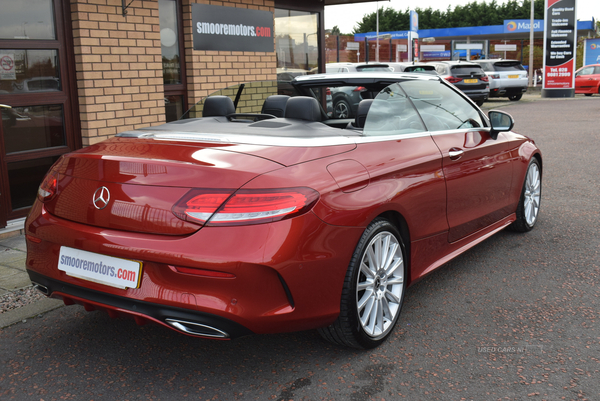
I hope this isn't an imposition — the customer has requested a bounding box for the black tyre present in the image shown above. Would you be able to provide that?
[508,94,523,101]
[584,93,593,97]
[509,158,541,232]
[333,99,352,118]
[475,100,484,106]
[318,218,406,349]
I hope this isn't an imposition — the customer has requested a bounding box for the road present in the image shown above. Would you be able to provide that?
[1,96,599,400]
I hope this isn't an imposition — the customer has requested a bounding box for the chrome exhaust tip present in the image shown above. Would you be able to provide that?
[165,318,229,338]
[31,282,49,295]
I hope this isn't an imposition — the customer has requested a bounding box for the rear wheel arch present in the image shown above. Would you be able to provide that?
[378,211,412,283]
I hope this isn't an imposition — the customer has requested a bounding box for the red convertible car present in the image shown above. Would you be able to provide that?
[26,73,542,349]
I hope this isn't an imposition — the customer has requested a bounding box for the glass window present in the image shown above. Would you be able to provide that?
[0,50,60,94]
[165,95,184,122]
[576,67,594,77]
[363,83,425,136]
[1,105,65,153]
[0,0,56,40]
[159,0,181,85]
[401,80,485,131]
[8,156,60,210]
[275,9,318,75]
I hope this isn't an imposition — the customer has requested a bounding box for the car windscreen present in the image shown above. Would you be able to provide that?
[362,83,425,136]
[400,80,487,131]
[492,61,525,72]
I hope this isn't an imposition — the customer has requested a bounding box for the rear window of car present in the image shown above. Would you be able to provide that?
[404,65,436,73]
[450,65,485,75]
[492,61,525,72]
[356,66,393,72]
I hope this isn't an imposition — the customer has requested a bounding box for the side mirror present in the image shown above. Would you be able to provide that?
[488,110,514,140]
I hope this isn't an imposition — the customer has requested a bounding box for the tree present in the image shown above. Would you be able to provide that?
[331,25,341,36]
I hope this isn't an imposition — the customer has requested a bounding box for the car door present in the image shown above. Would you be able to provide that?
[401,80,513,243]
[575,66,595,93]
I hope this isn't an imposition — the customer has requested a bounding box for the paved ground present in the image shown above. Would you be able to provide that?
[0,92,599,400]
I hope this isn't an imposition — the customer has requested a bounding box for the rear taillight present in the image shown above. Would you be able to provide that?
[37,170,59,202]
[445,76,462,84]
[489,74,500,79]
[480,75,489,82]
[326,88,332,96]
[172,187,319,226]
[353,86,367,92]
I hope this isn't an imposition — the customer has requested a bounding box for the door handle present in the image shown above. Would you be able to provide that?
[449,148,464,160]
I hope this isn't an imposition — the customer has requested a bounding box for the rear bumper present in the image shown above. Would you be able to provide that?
[490,86,528,97]
[28,269,253,339]
[25,201,363,336]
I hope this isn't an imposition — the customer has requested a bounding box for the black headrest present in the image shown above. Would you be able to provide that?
[285,96,321,122]
[355,99,373,128]
[203,96,235,117]
[261,95,290,117]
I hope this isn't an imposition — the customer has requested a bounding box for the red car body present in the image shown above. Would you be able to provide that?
[26,74,542,348]
[575,64,600,95]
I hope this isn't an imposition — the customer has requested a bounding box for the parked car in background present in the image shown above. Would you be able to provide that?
[324,62,437,118]
[429,61,489,106]
[574,64,600,96]
[26,72,542,349]
[384,62,437,75]
[325,63,391,118]
[325,62,392,73]
[473,59,528,101]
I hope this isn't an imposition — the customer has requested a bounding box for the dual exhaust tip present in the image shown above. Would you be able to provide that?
[31,281,229,339]
[165,318,229,339]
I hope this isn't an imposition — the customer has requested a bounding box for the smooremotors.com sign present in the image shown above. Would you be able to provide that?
[192,4,274,52]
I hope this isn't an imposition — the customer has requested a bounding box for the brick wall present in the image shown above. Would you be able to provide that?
[70,0,278,146]
[71,0,165,146]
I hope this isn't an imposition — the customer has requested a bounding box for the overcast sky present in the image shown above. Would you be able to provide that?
[325,0,600,33]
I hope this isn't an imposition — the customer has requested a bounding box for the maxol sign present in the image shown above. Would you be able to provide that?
[192,4,274,52]
[584,38,600,66]
[504,19,544,33]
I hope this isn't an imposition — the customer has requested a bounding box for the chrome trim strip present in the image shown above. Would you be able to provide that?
[117,127,493,148]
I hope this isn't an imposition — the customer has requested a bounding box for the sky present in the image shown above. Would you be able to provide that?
[325,0,600,34]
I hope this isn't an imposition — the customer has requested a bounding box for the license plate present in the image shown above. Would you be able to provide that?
[508,75,519,78]
[464,79,478,83]
[58,247,142,289]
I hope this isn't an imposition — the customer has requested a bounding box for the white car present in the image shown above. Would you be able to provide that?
[474,59,528,101]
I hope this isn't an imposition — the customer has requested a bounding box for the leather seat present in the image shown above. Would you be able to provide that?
[203,96,236,117]
[261,95,290,117]
[284,96,321,122]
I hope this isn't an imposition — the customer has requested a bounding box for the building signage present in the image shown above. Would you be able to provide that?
[355,31,409,40]
[583,38,600,65]
[542,0,577,94]
[495,44,517,51]
[410,11,419,32]
[0,53,16,80]
[503,19,544,33]
[192,4,274,52]
[422,51,451,59]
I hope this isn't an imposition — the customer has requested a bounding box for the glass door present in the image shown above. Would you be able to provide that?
[0,0,79,226]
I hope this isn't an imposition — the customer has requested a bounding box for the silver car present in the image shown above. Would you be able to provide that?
[474,59,528,101]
